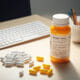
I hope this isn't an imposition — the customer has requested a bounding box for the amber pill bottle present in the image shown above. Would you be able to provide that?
[50,14,71,63]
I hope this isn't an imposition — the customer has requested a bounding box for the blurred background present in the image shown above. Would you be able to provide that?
[30,0,80,19]
[0,0,80,21]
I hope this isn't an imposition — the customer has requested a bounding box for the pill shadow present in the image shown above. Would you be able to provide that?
[51,61,80,80]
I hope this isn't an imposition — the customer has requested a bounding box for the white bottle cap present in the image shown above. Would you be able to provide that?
[52,13,69,26]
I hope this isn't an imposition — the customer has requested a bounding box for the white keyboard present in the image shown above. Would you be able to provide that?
[0,21,50,49]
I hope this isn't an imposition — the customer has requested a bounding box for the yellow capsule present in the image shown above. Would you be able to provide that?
[47,69,53,77]
[43,64,50,69]
[36,56,44,62]
[29,69,37,75]
[33,66,41,72]
[40,69,48,75]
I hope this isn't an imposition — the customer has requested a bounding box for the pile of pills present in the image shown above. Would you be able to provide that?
[29,56,53,77]
[0,53,53,77]
[0,51,32,67]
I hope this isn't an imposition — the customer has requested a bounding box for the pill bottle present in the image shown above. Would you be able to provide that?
[50,13,71,63]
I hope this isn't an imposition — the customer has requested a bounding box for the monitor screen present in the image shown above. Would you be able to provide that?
[0,0,31,21]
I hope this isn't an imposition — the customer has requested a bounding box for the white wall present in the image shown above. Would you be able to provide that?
[30,0,80,18]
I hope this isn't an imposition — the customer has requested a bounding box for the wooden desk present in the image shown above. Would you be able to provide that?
[0,15,80,80]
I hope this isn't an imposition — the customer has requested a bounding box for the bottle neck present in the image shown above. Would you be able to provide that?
[53,24,69,27]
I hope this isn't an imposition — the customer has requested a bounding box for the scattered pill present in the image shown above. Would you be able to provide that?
[29,69,37,75]
[43,64,50,69]
[4,62,13,67]
[40,69,48,75]
[36,56,44,62]
[16,61,24,67]
[24,57,31,64]
[29,61,34,67]
[47,69,53,77]
[33,66,41,72]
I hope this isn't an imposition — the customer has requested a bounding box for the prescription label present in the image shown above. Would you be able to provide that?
[50,34,71,58]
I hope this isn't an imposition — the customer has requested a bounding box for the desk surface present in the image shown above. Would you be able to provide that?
[0,15,80,80]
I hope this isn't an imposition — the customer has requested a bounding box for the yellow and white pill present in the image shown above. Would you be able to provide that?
[43,64,50,69]
[36,56,44,62]
[47,69,53,77]
[40,69,48,75]
[29,69,37,75]
[33,66,41,72]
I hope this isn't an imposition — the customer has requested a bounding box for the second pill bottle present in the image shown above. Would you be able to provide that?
[50,14,71,63]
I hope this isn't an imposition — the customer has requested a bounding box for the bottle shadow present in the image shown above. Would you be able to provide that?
[51,61,80,80]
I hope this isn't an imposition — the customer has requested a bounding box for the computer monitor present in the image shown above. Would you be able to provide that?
[0,0,31,21]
